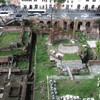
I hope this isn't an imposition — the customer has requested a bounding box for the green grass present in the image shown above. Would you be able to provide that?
[56,75,100,99]
[75,31,87,44]
[36,35,59,82]
[17,61,29,69]
[0,32,20,48]
[54,39,70,45]
[0,50,23,56]
[63,53,80,60]
[34,35,60,100]
[23,32,31,43]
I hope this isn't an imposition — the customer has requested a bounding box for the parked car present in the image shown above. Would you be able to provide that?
[81,14,89,18]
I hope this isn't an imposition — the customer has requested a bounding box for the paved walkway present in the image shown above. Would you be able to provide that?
[48,75,94,80]
[88,65,100,75]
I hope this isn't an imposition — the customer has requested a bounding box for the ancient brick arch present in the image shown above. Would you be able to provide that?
[47,21,51,28]
[86,21,91,27]
[70,21,74,29]
[64,21,67,30]
[77,22,83,30]
[53,21,57,29]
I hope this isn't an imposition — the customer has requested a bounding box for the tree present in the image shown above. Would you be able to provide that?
[54,0,66,9]
[56,0,66,3]
[96,40,100,54]
[0,0,5,3]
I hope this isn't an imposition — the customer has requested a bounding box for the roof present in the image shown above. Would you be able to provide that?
[0,57,9,63]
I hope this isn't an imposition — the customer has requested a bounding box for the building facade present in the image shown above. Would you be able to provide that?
[11,0,20,6]
[19,0,100,10]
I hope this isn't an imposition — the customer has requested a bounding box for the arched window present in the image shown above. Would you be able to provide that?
[77,4,81,10]
[29,5,32,9]
[35,5,38,9]
[85,5,88,10]
[91,5,95,9]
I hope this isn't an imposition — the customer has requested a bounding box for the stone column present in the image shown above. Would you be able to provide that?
[90,21,94,27]
[62,19,64,36]
[82,20,87,37]
[56,20,59,37]
[67,18,70,36]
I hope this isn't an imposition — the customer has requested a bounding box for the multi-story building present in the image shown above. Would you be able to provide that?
[19,0,100,10]
[11,0,20,6]
[5,0,20,5]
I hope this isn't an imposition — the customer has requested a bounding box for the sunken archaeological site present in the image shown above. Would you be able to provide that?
[0,4,100,100]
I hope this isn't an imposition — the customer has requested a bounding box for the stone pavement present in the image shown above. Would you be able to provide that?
[58,44,79,54]
[88,65,100,75]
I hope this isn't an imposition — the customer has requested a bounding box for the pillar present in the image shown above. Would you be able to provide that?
[62,19,64,36]
[67,18,70,36]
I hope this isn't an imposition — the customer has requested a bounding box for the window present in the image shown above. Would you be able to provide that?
[24,5,27,9]
[54,0,56,2]
[29,5,32,9]
[86,0,89,1]
[62,5,64,7]
[77,4,81,9]
[35,5,38,9]
[67,0,69,3]
[46,4,47,9]
[49,5,52,8]
[71,1,73,3]
[43,5,44,9]
[71,5,73,7]
[91,5,95,9]
[34,0,37,1]
[85,5,88,10]
[66,5,69,9]
[92,0,96,1]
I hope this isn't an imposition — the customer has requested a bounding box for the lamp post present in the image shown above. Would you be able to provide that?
[50,7,54,28]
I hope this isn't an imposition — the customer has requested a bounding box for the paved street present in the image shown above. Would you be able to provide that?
[88,65,100,75]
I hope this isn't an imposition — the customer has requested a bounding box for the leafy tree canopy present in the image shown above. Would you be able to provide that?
[56,0,66,3]
[0,0,5,3]
[96,40,100,54]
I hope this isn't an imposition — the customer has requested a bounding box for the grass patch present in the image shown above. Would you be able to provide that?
[56,75,100,99]
[0,32,20,48]
[54,39,70,45]
[36,35,59,82]
[23,32,31,43]
[63,53,80,60]
[76,32,87,44]
[17,61,29,69]
[34,35,59,100]
[0,50,23,56]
